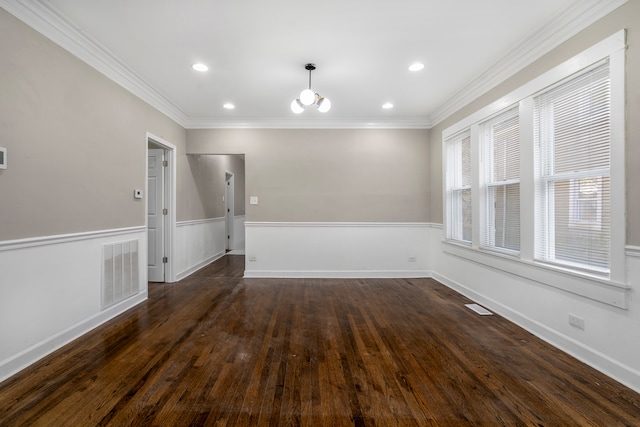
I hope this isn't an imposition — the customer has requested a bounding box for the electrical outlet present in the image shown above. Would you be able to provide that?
[408,256,417,262]
[568,314,585,330]
[248,256,257,262]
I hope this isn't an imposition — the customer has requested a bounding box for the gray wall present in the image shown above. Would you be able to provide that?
[429,0,640,245]
[187,129,430,223]
[184,154,245,220]
[0,9,187,241]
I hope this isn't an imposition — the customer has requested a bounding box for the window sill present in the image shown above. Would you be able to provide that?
[442,240,629,309]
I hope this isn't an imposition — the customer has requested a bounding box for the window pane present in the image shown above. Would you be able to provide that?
[552,177,610,269]
[491,184,520,251]
[461,135,472,186]
[492,115,519,182]
[461,188,472,242]
[452,188,472,242]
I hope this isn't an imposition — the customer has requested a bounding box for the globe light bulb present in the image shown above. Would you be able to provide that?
[299,89,316,106]
[291,99,304,114]
[317,97,331,113]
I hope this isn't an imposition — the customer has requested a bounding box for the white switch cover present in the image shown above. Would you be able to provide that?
[133,189,143,199]
[250,196,259,205]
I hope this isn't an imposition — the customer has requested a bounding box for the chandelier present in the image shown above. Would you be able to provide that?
[291,63,331,114]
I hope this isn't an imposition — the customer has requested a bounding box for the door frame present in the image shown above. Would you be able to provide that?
[146,132,176,283]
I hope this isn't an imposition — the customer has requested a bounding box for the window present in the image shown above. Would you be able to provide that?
[445,131,472,243]
[442,30,625,305]
[480,108,520,252]
[534,61,611,273]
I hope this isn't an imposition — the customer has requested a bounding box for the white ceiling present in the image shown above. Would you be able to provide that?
[2,0,626,128]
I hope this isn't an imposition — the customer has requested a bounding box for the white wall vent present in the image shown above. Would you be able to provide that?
[102,239,140,309]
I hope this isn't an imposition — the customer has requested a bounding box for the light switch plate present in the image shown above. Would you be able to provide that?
[250,196,259,205]
[133,189,143,199]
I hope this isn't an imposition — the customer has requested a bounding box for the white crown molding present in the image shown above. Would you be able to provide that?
[183,116,432,129]
[428,0,629,127]
[0,0,190,127]
[1,0,627,130]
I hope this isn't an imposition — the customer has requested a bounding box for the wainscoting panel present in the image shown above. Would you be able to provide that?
[0,227,146,383]
[232,215,246,251]
[175,218,226,281]
[244,222,430,278]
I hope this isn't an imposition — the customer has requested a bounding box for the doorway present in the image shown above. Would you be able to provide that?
[146,133,176,283]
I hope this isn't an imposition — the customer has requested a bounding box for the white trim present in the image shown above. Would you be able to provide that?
[244,270,431,279]
[183,116,431,129]
[608,43,627,284]
[176,217,224,227]
[146,133,177,283]
[626,245,640,258]
[430,0,628,127]
[0,292,146,383]
[442,241,629,309]
[0,226,145,251]
[244,221,430,228]
[431,269,640,395]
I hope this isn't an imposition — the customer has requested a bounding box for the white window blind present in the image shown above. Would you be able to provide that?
[481,108,520,252]
[533,61,611,274]
[446,132,472,243]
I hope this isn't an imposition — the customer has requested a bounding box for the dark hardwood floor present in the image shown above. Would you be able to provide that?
[1,255,639,426]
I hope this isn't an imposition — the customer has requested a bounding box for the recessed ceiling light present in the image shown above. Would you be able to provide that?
[192,63,208,72]
[223,103,235,110]
[408,62,424,72]
[382,102,394,109]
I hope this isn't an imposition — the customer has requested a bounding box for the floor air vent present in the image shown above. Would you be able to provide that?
[102,239,139,309]
[465,303,493,316]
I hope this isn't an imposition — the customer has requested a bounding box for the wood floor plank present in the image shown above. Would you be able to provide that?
[1,255,639,426]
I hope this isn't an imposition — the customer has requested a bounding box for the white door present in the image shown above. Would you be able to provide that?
[148,149,165,282]
[225,172,234,251]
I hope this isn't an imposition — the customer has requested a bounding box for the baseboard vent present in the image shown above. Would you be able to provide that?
[102,239,140,309]
[465,303,493,316]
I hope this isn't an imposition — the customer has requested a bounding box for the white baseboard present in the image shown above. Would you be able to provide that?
[0,292,146,383]
[244,269,431,279]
